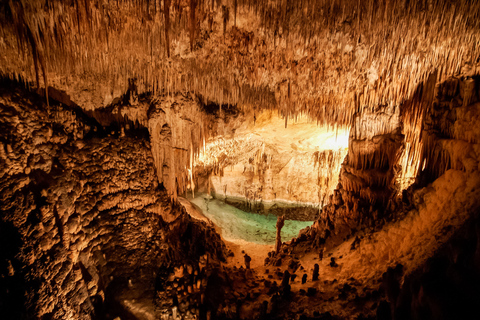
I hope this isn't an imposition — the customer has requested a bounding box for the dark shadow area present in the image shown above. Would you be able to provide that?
[0,221,27,320]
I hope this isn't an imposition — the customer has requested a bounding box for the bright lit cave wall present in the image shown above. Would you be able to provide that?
[193,112,349,220]
[1,1,480,320]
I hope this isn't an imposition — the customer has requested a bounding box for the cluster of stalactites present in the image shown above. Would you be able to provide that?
[147,94,208,201]
[313,149,348,206]
[417,76,480,182]
[342,73,480,202]
[1,0,479,126]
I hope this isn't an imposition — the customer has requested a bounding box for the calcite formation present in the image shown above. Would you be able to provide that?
[0,84,226,319]
[87,89,245,200]
[290,75,480,263]
[193,112,348,219]
[1,0,480,186]
[1,0,480,319]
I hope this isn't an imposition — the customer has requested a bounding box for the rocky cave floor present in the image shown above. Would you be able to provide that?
[173,195,480,320]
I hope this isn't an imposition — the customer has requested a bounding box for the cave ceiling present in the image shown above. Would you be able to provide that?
[1,0,479,124]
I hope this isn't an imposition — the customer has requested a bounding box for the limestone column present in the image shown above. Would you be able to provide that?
[275,215,285,255]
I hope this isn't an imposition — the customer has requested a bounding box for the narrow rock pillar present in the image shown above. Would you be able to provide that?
[275,215,285,255]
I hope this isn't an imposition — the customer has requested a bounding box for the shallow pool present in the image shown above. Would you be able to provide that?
[187,194,313,245]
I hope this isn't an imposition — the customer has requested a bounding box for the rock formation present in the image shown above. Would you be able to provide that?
[0,82,227,319]
[275,215,285,255]
[1,1,480,319]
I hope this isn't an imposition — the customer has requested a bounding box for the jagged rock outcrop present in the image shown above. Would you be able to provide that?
[0,83,227,320]
[289,75,480,253]
[421,76,480,182]
[303,101,406,244]
[334,103,404,221]
[84,89,247,200]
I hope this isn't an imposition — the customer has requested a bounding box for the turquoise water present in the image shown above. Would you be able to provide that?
[188,194,313,245]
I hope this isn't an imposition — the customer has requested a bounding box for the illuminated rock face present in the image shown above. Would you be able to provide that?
[87,91,244,200]
[148,93,206,199]
[292,75,480,254]
[194,111,349,219]
[337,103,404,215]
[0,84,226,319]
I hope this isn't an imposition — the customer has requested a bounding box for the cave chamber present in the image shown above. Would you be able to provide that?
[1,1,480,319]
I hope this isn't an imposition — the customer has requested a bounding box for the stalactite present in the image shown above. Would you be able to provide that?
[222,5,229,39]
[234,0,237,26]
[32,42,41,90]
[39,53,49,107]
[190,0,197,52]
[164,0,171,58]
[2,0,480,130]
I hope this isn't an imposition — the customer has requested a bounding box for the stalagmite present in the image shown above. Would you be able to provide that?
[275,215,285,255]
[312,264,320,281]
[244,253,251,269]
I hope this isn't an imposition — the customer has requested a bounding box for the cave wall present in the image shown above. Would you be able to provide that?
[293,75,480,252]
[314,100,405,236]
[421,76,480,181]
[199,141,346,220]
[148,93,207,199]
[340,103,403,208]
[191,110,349,219]
[0,84,226,319]
[86,90,247,201]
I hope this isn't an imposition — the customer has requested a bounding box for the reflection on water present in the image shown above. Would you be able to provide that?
[188,193,313,245]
